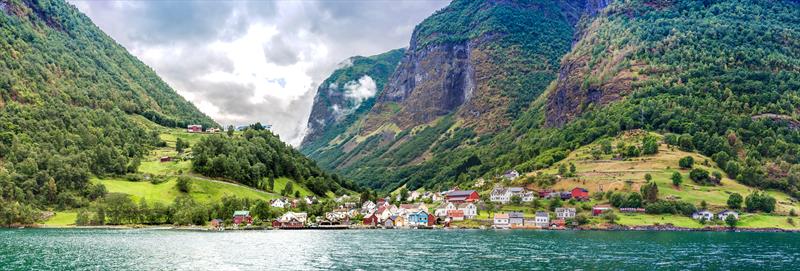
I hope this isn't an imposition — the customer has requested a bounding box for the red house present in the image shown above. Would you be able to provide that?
[428,213,436,227]
[233,210,252,225]
[538,189,554,198]
[363,213,378,227]
[187,124,202,133]
[572,187,590,201]
[445,190,479,203]
[592,205,612,216]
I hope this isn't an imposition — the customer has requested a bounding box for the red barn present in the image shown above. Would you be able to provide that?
[363,213,378,227]
[572,187,590,201]
[445,190,479,203]
[427,213,436,227]
[232,210,252,225]
[187,124,202,133]
[592,205,612,216]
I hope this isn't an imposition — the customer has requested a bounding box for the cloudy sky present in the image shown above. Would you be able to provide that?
[68,0,449,146]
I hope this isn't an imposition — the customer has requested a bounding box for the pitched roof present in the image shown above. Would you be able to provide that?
[446,190,477,197]
[536,211,549,217]
[494,213,509,219]
[509,212,524,218]
[233,210,250,216]
[457,203,474,209]
[572,187,589,192]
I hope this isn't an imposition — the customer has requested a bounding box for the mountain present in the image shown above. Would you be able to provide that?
[301,49,404,149]
[0,0,353,225]
[303,0,800,198]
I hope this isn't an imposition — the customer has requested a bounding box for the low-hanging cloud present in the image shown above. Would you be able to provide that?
[68,0,449,146]
[343,75,377,106]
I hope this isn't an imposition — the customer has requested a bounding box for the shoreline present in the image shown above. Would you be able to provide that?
[15,224,800,233]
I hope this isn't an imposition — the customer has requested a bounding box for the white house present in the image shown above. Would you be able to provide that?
[408,191,421,201]
[271,199,287,209]
[692,210,714,221]
[458,203,478,219]
[362,201,377,212]
[493,213,510,228]
[555,208,576,219]
[280,212,308,224]
[718,210,739,220]
[509,212,524,226]
[535,211,550,227]
[434,203,449,217]
[490,187,533,204]
[503,170,520,180]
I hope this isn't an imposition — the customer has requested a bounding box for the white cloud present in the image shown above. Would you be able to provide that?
[68,0,449,146]
[343,76,378,106]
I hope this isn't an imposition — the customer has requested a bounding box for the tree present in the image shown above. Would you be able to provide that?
[227,125,235,137]
[398,188,409,203]
[725,161,740,178]
[679,156,694,169]
[642,136,658,155]
[283,182,294,196]
[602,211,619,224]
[176,177,192,193]
[549,197,563,211]
[176,138,188,153]
[700,200,708,210]
[689,168,711,185]
[558,164,568,176]
[511,195,522,205]
[360,190,371,203]
[46,178,57,203]
[569,163,576,176]
[572,214,590,225]
[725,215,737,228]
[727,193,743,209]
[644,173,652,182]
[745,192,776,213]
[671,172,683,187]
[640,182,659,203]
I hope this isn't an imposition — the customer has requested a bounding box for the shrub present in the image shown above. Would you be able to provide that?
[645,200,697,216]
[679,156,694,169]
[176,177,192,193]
[745,192,776,213]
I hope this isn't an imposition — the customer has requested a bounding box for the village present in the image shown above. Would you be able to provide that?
[214,178,742,231]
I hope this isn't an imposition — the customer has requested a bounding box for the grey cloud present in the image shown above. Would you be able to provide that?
[263,35,299,66]
[69,0,449,146]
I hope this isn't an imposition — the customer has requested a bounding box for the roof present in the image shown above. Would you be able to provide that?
[457,203,474,208]
[494,213,509,219]
[509,212,524,218]
[555,208,576,212]
[572,187,589,192]
[446,190,477,197]
[536,211,548,217]
[593,205,612,209]
[508,187,525,193]
[447,196,468,201]
[233,210,250,216]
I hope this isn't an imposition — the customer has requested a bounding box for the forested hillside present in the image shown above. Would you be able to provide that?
[303,0,800,199]
[0,0,353,225]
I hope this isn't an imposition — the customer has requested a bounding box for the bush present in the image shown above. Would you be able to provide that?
[645,200,697,216]
[671,172,683,187]
[745,192,776,213]
[176,177,192,193]
[727,193,743,209]
[679,156,694,169]
[689,168,717,185]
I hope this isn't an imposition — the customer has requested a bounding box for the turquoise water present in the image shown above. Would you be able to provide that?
[1,229,799,270]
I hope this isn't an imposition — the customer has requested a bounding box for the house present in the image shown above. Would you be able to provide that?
[619,208,646,213]
[334,195,351,203]
[555,208,576,219]
[445,190,480,203]
[560,192,573,200]
[457,203,477,219]
[363,212,379,226]
[384,216,398,228]
[280,212,308,224]
[447,210,465,221]
[362,200,377,213]
[592,205,612,216]
[408,191,422,201]
[546,192,562,199]
[232,210,252,225]
[408,211,432,227]
[210,219,223,229]
[521,191,535,202]
[434,203,450,217]
[187,124,202,133]
[206,128,221,133]
[159,156,171,163]
[571,187,590,201]
[550,219,566,229]
[490,187,529,204]
[503,170,520,180]
[509,212,524,227]
[692,210,714,221]
[493,213,510,228]
[271,198,287,209]
[535,211,550,227]
[273,212,307,229]
[717,210,739,220]
[538,189,554,198]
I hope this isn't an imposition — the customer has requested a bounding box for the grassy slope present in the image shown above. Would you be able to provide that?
[505,132,800,229]
[91,177,278,205]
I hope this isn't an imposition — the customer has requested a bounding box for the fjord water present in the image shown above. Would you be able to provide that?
[1,229,798,270]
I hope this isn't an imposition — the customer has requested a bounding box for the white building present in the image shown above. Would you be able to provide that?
[490,187,535,203]
[692,210,714,221]
[458,203,478,219]
[271,199,287,209]
[555,208,576,219]
[493,213,510,228]
[718,210,739,220]
[535,211,550,227]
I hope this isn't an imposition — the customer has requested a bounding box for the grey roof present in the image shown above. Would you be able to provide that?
[536,211,549,217]
[447,190,477,197]
[509,212,524,218]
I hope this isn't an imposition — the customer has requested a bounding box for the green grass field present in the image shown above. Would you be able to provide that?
[271,177,314,197]
[42,212,77,227]
[91,177,279,205]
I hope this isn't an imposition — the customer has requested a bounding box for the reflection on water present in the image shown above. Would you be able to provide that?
[1,229,799,270]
